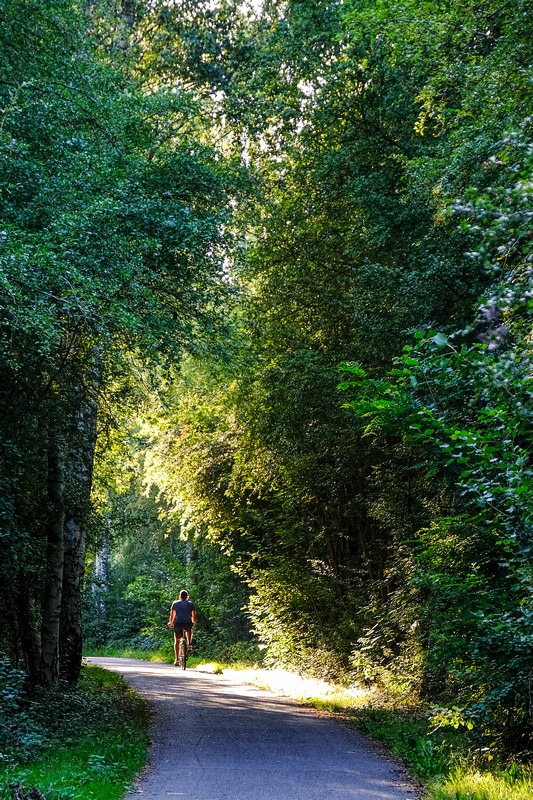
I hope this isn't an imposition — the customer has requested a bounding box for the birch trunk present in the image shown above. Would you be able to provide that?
[60,370,99,684]
[39,428,65,686]
[93,517,110,644]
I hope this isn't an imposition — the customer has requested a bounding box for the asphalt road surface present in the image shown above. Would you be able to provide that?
[88,657,419,800]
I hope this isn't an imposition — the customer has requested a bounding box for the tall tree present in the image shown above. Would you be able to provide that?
[0,0,232,684]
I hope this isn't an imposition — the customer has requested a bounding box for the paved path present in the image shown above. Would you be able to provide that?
[88,657,419,800]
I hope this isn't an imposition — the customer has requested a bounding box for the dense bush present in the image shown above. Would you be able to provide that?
[342,133,533,752]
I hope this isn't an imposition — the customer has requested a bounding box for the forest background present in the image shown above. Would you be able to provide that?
[0,0,532,781]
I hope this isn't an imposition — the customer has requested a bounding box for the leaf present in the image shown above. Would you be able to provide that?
[432,333,449,347]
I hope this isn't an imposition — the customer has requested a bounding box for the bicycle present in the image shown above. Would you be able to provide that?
[173,626,193,670]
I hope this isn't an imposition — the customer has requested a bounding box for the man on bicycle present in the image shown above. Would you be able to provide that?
[168,589,197,665]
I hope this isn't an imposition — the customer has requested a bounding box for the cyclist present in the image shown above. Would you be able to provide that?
[168,589,197,666]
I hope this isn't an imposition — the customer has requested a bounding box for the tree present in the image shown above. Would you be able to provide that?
[0,0,232,685]
[342,127,533,748]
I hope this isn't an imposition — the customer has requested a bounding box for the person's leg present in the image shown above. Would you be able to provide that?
[186,627,193,650]
[173,631,181,663]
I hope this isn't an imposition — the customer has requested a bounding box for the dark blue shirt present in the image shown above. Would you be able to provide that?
[171,599,195,625]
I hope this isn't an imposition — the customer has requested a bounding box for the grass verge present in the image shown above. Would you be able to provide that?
[0,663,149,800]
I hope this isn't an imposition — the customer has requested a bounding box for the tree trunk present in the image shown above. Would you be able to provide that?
[39,428,65,687]
[14,582,42,683]
[93,517,110,645]
[60,368,100,684]
[60,515,86,683]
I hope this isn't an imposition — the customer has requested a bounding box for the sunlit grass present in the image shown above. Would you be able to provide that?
[222,666,370,710]
[193,661,225,674]
[428,768,533,800]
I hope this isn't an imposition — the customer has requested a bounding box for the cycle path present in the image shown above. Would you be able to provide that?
[88,657,420,800]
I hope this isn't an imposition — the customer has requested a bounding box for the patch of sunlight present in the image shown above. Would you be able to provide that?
[194,662,224,674]
[429,768,533,800]
[221,667,371,709]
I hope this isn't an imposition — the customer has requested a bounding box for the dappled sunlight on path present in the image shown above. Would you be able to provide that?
[87,657,419,800]
[221,666,370,704]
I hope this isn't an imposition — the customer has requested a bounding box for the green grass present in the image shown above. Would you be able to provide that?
[0,664,149,800]
[1,734,146,800]
[427,767,533,800]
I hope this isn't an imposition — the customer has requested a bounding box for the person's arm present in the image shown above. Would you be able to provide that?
[167,606,175,628]
[191,609,197,625]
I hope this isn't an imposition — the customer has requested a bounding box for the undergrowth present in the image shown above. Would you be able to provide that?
[0,662,149,800]
[351,704,533,800]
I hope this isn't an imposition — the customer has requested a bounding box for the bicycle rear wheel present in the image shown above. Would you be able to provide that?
[179,636,187,670]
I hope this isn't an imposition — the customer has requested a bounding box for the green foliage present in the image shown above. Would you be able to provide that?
[0,664,148,800]
[342,132,533,752]
[2,0,532,778]
[0,0,235,683]
[116,8,533,768]
[84,451,253,655]
[0,659,44,761]
[248,564,353,680]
